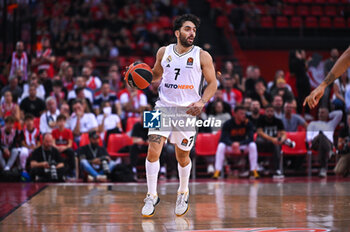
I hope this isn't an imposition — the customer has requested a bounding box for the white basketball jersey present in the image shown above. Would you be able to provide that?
[157,44,203,107]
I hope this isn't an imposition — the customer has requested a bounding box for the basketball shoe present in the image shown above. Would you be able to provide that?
[142,194,160,217]
[175,191,189,216]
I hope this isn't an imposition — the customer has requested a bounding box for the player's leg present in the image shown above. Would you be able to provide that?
[213,142,231,179]
[142,134,167,217]
[174,145,191,216]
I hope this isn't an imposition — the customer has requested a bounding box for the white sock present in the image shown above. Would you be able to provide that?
[146,159,160,196]
[178,160,192,193]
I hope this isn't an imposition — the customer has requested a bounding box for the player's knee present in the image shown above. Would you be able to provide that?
[147,145,161,162]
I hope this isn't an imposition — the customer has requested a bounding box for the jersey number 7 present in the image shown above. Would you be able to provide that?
[174,68,180,80]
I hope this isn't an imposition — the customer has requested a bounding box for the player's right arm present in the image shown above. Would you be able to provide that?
[304,46,350,109]
[151,46,165,83]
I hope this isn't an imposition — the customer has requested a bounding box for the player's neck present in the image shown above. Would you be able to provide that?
[175,44,193,55]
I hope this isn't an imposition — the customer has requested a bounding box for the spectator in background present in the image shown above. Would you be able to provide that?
[244,66,266,96]
[8,41,29,82]
[78,130,118,182]
[107,64,122,92]
[0,116,28,172]
[272,95,284,120]
[243,97,252,113]
[62,66,75,91]
[60,102,71,127]
[289,49,311,114]
[50,80,66,108]
[22,114,41,154]
[30,133,65,182]
[67,76,94,104]
[213,106,259,179]
[221,73,243,109]
[120,85,148,121]
[40,97,60,134]
[282,101,307,132]
[38,69,52,98]
[0,91,20,122]
[21,73,46,100]
[307,108,342,178]
[93,81,120,116]
[247,100,262,132]
[20,84,46,118]
[207,100,231,131]
[32,37,56,78]
[332,72,348,111]
[256,104,286,178]
[68,100,98,142]
[1,75,22,102]
[206,88,232,116]
[82,66,102,92]
[52,114,75,177]
[82,41,101,59]
[248,79,271,108]
[97,101,123,142]
[267,70,292,94]
[270,77,294,103]
[324,48,339,78]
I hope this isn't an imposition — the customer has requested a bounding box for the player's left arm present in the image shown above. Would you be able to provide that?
[186,50,217,116]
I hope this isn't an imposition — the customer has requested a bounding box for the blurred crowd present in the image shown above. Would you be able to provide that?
[0,0,349,182]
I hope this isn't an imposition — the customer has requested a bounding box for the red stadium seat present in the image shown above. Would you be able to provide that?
[283,5,295,16]
[260,16,274,28]
[347,18,350,28]
[319,16,332,28]
[325,6,337,16]
[276,16,289,28]
[290,16,303,28]
[297,5,309,16]
[328,0,338,3]
[333,17,346,28]
[282,131,307,156]
[305,16,318,28]
[126,117,141,133]
[107,133,133,158]
[79,133,103,147]
[310,5,323,16]
[195,133,219,156]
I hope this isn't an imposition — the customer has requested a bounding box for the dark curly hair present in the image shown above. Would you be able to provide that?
[173,14,200,32]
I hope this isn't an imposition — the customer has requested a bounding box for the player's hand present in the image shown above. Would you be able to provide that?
[186,101,205,116]
[303,84,326,109]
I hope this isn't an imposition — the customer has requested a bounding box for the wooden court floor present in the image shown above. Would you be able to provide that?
[1,178,350,232]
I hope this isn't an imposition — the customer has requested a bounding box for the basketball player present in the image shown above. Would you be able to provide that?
[137,14,217,217]
[304,46,350,109]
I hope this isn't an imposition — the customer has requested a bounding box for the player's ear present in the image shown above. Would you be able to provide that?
[175,30,179,38]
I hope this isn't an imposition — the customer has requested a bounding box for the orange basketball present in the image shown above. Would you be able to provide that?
[124,61,153,89]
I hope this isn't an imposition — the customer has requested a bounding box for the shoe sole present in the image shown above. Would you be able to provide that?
[175,204,190,217]
[142,197,160,218]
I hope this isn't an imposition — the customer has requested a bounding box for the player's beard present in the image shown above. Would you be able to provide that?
[179,32,194,47]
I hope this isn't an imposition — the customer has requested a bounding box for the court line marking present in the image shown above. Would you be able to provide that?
[0,185,48,222]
